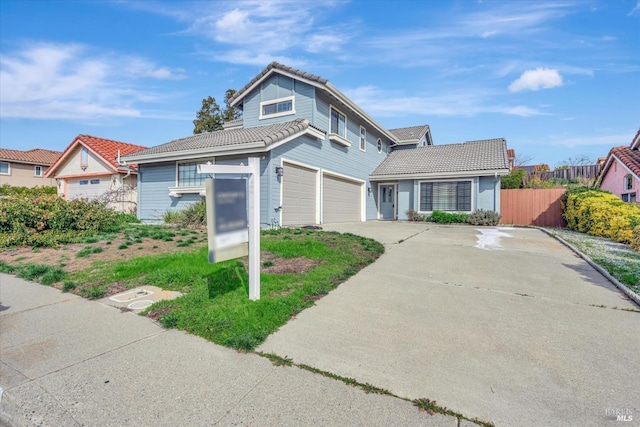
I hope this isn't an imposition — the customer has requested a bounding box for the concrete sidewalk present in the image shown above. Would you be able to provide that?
[259,223,640,427]
[0,274,457,426]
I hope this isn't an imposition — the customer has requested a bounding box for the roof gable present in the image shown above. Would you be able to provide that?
[630,128,640,151]
[598,129,640,183]
[46,135,146,177]
[229,62,399,144]
[371,138,509,178]
[0,148,61,165]
[388,125,432,145]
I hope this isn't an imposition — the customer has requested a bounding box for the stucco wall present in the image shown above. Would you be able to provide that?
[600,158,639,201]
[0,162,56,187]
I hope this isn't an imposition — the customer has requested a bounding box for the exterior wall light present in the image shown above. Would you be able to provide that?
[275,166,284,177]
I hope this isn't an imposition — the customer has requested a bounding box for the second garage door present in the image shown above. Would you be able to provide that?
[67,177,111,200]
[282,163,317,226]
[322,174,362,223]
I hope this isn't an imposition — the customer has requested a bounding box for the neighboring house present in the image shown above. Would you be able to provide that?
[370,139,508,219]
[122,62,508,225]
[0,148,61,187]
[45,135,147,212]
[515,164,550,174]
[598,129,640,203]
[507,149,516,170]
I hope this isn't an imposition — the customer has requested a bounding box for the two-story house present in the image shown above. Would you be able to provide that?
[0,148,61,187]
[122,62,509,225]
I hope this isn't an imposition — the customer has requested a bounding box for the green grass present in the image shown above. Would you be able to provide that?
[71,229,383,350]
[76,246,104,258]
[3,263,67,285]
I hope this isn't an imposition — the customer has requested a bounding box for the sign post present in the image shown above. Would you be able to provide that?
[198,158,260,300]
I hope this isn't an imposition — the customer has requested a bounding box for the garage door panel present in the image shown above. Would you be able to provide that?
[67,178,111,200]
[282,163,317,226]
[322,174,362,223]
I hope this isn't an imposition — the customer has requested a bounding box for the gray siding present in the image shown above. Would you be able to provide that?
[397,181,414,220]
[478,176,500,212]
[243,75,315,128]
[138,161,184,223]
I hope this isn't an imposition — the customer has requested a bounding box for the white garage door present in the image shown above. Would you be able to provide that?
[67,177,111,200]
[322,174,362,223]
[282,163,317,226]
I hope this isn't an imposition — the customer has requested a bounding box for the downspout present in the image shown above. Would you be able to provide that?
[117,150,135,213]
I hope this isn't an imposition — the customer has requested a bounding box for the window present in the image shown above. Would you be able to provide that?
[81,147,89,166]
[377,138,382,153]
[177,161,207,187]
[330,106,346,138]
[419,181,472,212]
[79,180,89,185]
[625,174,633,190]
[359,126,366,151]
[622,193,637,203]
[259,96,295,119]
[90,179,100,185]
[34,166,43,177]
[0,162,10,175]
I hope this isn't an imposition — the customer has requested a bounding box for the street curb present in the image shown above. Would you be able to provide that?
[537,227,640,308]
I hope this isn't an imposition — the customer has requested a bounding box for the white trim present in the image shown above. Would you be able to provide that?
[377,138,382,154]
[329,134,351,147]
[230,69,326,108]
[369,169,509,181]
[359,126,366,152]
[0,161,10,175]
[377,182,397,220]
[280,158,321,225]
[259,95,295,120]
[610,154,640,181]
[329,104,348,140]
[417,178,474,214]
[168,186,206,198]
[34,165,43,177]
[320,169,366,223]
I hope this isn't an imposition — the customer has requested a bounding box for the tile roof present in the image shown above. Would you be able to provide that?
[611,146,640,178]
[229,62,328,105]
[388,125,430,144]
[371,139,509,177]
[0,148,61,165]
[46,134,147,177]
[222,118,244,130]
[507,148,516,158]
[123,119,317,159]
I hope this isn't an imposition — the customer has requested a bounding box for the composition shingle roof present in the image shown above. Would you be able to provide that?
[123,119,319,159]
[388,125,430,144]
[371,139,509,176]
[0,148,61,165]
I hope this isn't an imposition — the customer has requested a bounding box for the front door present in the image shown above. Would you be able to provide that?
[380,184,396,220]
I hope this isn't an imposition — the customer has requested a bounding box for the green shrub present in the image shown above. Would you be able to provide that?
[0,184,57,196]
[467,209,502,226]
[501,169,526,189]
[429,210,469,224]
[563,187,640,244]
[631,225,640,253]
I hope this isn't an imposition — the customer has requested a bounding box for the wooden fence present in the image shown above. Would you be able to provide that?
[500,189,567,227]
[523,165,602,186]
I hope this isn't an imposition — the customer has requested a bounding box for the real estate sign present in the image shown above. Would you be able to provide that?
[205,178,249,263]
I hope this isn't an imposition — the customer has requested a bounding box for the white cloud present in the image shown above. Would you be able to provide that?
[628,1,640,16]
[343,85,545,118]
[0,42,186,120]
[508,68,563,92]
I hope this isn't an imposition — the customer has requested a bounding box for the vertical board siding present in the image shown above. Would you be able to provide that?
[500,189,567,227]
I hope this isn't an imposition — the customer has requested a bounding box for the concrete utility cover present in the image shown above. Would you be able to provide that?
[99,286,182,313]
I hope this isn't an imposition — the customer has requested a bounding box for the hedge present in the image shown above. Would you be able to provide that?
[563,187,640,247]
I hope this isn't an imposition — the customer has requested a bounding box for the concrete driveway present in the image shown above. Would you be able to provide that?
[258,222,640,426]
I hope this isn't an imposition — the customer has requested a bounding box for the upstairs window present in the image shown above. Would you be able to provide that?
[359,126,366,151]
[330,106,347,138]
[259,96,295,119]
[81,147,89,167]
[34,166,43,177]
[0,162,10,175]
[625,174,633,190]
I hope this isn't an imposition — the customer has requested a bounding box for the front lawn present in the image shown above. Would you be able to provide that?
[1,227,383,350]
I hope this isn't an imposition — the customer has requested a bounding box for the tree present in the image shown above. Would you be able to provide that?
[513,153,534,167]
[555,154,594,169]
[501,169,526,189]
[222,89,241,122]
[193,96,223,134]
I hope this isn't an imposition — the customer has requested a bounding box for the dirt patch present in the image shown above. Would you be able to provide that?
[0,231,208,273]
[244,251,321,275]
[146,306,172,321]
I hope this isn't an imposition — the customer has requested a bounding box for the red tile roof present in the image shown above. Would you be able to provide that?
[0,148,62,165]
[46,134,146,177]
[611,145,640,178]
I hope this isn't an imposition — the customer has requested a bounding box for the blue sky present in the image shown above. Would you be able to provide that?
[1,0,639,167]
